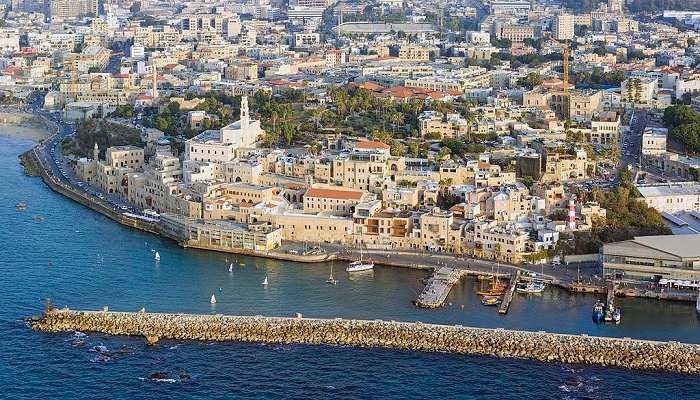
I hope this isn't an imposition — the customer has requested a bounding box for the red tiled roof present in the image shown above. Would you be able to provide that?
[305,188,364,200]
[355,140,390,150]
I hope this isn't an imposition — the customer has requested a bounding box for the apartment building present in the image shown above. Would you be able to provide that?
[590,111,620,146]
[637,182,700,213]
[553,14,574,41]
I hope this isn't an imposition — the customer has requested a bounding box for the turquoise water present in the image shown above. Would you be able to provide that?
[2,136,699,399]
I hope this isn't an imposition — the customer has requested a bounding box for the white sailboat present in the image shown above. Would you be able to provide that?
[210,294,217,304]
[696,293,700,315]
[346,242,373,272]
[262,276,268,286]
[228,263,233,272]
[326,261,338,285]
[154,251,160,261]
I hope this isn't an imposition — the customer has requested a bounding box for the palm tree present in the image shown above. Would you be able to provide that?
[389,112,405,136]
[310,107,330,131]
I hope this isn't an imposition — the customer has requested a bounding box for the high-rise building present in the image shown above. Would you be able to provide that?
[553,14,574,41]
[48,0,98,19]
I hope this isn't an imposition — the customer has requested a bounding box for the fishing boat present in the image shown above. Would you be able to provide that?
[604,303,614,322]
[228,263,233,272]
[592,301,604,323]
[347,244,373,272]
[262,276,268,286]
[154,251,160,261]
[210,294,217,304]
[481,297,502,306]
[612,308,621,324]
[326,262,338,285]
[516,280,546,294]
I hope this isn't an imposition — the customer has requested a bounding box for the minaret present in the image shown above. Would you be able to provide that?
[240,95,249,128]
[152,64,158,98]
[93,142,99,161]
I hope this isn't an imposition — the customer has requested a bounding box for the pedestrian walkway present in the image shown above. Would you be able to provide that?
[414,267,464,308]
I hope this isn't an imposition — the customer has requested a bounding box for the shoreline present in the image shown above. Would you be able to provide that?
[0,112,54,142]
[17,134,697,304]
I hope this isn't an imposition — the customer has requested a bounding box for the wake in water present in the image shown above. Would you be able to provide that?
[139,371,193,384]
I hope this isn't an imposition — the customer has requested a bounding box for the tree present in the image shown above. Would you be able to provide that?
[517,72,543,90]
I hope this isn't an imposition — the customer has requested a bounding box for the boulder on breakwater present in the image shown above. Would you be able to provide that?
[30,308,700,374]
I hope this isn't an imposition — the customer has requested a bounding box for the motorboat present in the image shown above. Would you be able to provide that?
[592,301,605,323]
[210,294,216,304]
[154,251,160,261]
[481,297,502,306]
[516,280,546,294]
[613,308,621,324]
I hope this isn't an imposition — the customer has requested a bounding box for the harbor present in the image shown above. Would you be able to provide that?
[414,267,466,308]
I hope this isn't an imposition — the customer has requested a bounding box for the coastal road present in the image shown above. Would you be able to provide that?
[323,244,603,285]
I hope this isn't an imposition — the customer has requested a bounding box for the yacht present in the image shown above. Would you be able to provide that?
[347,245,373,272]
[228,263,233,272]
[210,294,216,304]
[154,251,160,261]
[262,276,268,286]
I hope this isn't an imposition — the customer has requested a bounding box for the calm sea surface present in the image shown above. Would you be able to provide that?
[2,136,699,399]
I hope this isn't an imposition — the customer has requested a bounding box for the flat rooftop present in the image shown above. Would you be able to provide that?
[637,182,700,198]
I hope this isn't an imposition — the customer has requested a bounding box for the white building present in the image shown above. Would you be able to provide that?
[185,96,263,163]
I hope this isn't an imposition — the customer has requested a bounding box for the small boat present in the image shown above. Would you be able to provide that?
[262,276,268,286]
[612,308,621,324]
[326,262,338,285]
[15,202,27,209]
[210,294,216,304]
[477,274,492,280]
[228,263,233,272]
[481,297,502,306]
[154,251,160,261]
[592,301,604,323]
[516,280,546,294]
[347,245,373,272]
[696,293,700,315]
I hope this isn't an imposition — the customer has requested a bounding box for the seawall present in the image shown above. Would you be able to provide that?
[31,308,700,374]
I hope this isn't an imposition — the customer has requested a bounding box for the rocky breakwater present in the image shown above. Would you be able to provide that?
[31,308,700,374]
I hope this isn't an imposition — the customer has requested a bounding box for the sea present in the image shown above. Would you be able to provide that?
[2,136,699,399]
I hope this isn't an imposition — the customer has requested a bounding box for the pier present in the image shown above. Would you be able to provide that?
[498,272,520,314]
[414,267,465,308]
[30,307,700,374]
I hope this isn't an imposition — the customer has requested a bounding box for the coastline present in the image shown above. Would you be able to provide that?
[0,112,53,142]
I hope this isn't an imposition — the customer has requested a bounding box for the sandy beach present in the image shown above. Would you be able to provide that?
[0,112,54,141]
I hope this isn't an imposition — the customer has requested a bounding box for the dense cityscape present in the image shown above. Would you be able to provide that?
[2,0,700,396]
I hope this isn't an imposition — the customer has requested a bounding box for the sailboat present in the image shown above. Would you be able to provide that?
[262,276,268,286]
[326,261,338,285]
[346,241,374,272]
[477,267,505,296]
[210,294,217,304]
[154,251,160,261]
[228,263,233,272]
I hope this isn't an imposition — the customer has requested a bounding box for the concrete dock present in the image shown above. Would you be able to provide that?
[499,272,520,314]
[414,267,464,308]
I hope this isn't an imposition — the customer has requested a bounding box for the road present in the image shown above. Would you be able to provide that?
[24,92,144,217]
[321,243,603,286]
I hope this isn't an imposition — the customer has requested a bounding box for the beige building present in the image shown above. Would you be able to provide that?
[66,45,110,73]
[553,14,574,41]
[398,45,431,61]
[603,234,700,280]
[590,111,620,145]
[303,187,373,216]
[637,182,700,213]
